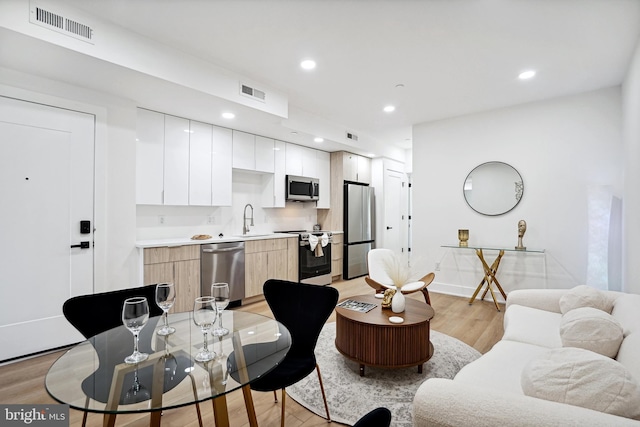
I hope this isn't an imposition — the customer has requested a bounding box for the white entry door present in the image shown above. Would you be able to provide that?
[384,169,404,254]
[0,96,94,361]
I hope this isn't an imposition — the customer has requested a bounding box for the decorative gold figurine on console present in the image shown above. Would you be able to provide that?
[458,229,469,247]
[516,220,527,250]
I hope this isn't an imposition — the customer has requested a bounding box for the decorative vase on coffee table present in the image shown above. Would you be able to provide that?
[391,290,405,313]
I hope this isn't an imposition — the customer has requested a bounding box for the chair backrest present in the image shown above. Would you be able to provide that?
[353,407,392,427]
[367,248,395,285]
[263,279,339,359]
[63,285,164,339]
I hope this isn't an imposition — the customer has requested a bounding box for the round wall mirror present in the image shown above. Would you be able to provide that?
[463,161,523,216]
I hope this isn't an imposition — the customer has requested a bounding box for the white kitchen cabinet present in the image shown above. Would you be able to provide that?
[136,109,233,207]
[232,131,275,173]
[255,135,275,173]
[343,152,371,184]
[189,120,213,205]
[316,150,331,208]
[261,139,286,208]
[163,115,190,205]
[285,143,318,177]
[232,130,255,170]
[136,109,164,204]
[211,126,232,206]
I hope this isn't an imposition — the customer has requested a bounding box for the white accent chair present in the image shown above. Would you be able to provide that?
[364,248,434,305]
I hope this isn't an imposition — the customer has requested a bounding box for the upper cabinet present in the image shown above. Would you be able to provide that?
[285,143,318,178]
[189,122,233,206]
[232,131,275,173]
[343,152,371,184]
[136,109,232,206]
[163,115,190,205]
[316,150,330,209]
[136,109,165,205]
[261,140,286,208]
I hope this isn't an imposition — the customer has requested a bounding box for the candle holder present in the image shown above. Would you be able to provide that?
[458,229,469,247]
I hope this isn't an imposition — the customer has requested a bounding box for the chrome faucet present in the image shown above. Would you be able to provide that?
[243,203,254,235]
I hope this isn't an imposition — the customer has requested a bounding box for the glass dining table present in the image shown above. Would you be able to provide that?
[45,310,291,427]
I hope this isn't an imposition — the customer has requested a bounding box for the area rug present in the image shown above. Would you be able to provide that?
[286,322,481,426]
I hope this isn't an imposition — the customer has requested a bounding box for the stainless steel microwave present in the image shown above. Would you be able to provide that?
[286,175,319,202]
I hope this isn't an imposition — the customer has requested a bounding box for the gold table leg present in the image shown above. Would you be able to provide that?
[468,249,507,311]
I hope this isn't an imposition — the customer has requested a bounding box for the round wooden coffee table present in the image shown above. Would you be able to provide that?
[335,294,435,376]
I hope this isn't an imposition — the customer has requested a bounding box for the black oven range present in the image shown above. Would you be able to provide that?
[276,230,333,285]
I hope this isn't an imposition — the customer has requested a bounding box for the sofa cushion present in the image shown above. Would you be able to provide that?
[521,347,640,420]
[503,304,562,348]
[559,307,624,358]
[616,333,640,384]
[455,340,550,395]
[610,292,640,336]
[559,285,613,314]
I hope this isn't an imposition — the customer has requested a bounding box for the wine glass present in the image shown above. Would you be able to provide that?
[155,283,176,336]
[193,296,217,362]
[122,296,150,364]
[210,283,230,337]
[122,366,150,405]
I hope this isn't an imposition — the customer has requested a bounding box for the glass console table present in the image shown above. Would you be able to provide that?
[441,245,545,311]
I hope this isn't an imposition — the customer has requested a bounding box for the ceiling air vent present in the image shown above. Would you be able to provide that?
[346,132,359,142]
[240,83,266,102]
[30,4,95,44]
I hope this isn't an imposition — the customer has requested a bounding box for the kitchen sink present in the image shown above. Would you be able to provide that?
[232,233,275,238]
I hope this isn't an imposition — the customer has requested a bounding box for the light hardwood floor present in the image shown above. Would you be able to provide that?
[0,277,504,427]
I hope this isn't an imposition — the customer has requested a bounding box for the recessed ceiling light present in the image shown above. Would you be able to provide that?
[314,137,324,143]
[518,70,536,80]
[383,105,396,113]
[222,112,235,119]
[300,59,316,70]
[291,131,298,135]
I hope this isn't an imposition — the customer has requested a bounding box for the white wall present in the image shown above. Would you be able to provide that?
[412,87,624,299]
[622,39,640,295]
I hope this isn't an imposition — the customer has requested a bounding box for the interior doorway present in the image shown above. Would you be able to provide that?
[0,96,95,361]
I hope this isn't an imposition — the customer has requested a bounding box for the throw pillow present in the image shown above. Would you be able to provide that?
[559,285,613,314]
[521,347,640,420]
[559,306,624,358]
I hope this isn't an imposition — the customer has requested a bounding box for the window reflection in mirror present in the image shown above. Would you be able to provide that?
[463,162,523,216]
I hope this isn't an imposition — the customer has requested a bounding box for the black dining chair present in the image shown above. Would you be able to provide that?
[62,285,200,427]
[228,279,339,427]
[353,407,392,427]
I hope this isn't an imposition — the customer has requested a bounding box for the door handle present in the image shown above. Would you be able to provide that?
[386,226,393,230]
[71,241,90,249]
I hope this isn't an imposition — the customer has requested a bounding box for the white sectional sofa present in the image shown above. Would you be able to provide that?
[413,287,640,426]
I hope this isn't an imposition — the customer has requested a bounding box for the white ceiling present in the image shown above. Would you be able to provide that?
[33,1,640,155]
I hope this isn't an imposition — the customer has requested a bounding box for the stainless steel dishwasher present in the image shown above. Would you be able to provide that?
[201,241,245,304]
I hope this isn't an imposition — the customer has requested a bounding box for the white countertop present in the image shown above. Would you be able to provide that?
[135,233,295,248]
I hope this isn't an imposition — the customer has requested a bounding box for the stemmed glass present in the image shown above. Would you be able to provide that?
[122,296,150,364]
[210,283,230,337]
[155,283,176,336]
[193,296,217,362]
[122,366,150,404]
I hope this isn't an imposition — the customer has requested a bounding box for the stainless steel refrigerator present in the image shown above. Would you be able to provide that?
[343,182,375,279]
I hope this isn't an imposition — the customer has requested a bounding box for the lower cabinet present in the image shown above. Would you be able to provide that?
[331,233,343,280]
[143,245,200,312]
[245,237,298,298]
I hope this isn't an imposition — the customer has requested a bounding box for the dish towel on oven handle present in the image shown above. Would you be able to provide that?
[308,233,329,257]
